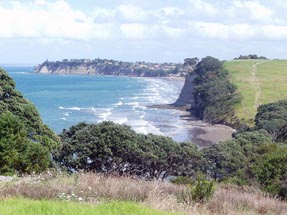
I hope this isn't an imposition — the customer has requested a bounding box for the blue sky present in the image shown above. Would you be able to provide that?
[0,0,287,65]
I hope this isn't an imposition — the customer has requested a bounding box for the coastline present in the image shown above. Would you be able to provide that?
[150,75,235,147]
[24,69,235,147]
[177,108,235,147]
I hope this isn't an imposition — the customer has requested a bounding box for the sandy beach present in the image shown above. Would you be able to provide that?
[150,75,236,147]
[177,108,235,147]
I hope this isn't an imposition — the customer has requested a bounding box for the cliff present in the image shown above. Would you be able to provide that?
[34,59,189,77]
[173,73,197,108]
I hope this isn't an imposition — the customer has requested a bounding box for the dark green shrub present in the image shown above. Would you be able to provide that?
[181,174,215,204]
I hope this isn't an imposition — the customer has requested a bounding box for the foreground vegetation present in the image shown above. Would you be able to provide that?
[0,172,286,215]
[0,198,178,215]
[224,59,287,124]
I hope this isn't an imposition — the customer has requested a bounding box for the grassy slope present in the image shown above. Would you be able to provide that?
[0,198,180,215]
[224,59,287,124]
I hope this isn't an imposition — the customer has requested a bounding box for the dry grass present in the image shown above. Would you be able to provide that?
[0,172,286,215]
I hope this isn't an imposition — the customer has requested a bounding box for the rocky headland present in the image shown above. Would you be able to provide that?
[34,58,194,77]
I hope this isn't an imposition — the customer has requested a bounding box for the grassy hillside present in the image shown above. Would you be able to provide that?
[224,59,287,124]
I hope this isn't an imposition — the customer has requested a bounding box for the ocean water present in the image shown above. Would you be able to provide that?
[4,66,189,142]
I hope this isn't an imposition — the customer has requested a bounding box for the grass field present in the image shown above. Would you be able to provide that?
[0,198,180,215]
[224,59,287,124]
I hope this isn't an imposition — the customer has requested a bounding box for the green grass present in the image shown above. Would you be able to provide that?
[224,59,287,124]
[0,198,181,215]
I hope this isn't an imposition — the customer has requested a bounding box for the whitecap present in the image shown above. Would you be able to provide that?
[59,106,81,111]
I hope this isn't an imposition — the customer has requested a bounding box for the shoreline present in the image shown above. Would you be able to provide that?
[149,104,235,148]
[176,107,235,147]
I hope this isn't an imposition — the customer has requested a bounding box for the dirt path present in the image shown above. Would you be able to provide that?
[251,61,270,109]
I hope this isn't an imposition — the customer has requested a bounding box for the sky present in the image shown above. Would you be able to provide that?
[0,0,287,65]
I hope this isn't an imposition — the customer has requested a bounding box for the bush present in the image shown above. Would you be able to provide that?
[181,174,215,204]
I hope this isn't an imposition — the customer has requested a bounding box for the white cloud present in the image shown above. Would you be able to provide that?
[262,25,287,39]
[0,0,113,40]
[116,5,147,22]
[0,0,286,42]
[188,0,218,16]
[230,1,274,23]
[92,8,116,21]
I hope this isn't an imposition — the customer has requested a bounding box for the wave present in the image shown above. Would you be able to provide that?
[114,101,123,106]
[59,106,81,111]
[63,112,70,117]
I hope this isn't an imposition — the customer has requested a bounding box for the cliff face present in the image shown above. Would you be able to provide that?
[173,73,197,108]
[34,59,188,77]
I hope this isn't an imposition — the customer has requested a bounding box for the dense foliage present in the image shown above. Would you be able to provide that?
[0,69,59,150]
[0,68,59,174]
[0,112,50,174]
[54,121,203,180]
[192,57,241,124]
[253,145,287,198]
[255,99,287,142]
[202,130,272,180]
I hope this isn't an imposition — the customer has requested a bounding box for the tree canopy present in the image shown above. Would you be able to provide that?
[255,99,287,142]
[0,68,59,174]
[54,121,202,180]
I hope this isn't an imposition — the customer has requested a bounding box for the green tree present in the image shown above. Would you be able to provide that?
[255,99,287,141]
[193,57,241,124]
[253,145,287,199]
[0,112,50,175]
[0,68,59,151]
[54,122,202,180]
[203,130,272,180]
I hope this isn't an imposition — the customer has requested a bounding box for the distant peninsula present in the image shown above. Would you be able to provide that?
[34,58,198,77]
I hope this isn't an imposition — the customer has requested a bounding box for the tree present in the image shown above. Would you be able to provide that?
[0,68,59,151]
[255,100,287,141]
[193,57,241,124]
[54,122,202,180]
[202,130,272,180]
[0,112,50,175]
[253,145,287,199]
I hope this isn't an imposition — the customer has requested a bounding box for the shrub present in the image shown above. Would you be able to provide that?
[181,174,215,204]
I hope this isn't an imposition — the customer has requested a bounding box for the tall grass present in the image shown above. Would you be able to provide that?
[0,172,286,215]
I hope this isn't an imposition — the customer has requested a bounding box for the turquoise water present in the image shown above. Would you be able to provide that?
[4,66,189,142]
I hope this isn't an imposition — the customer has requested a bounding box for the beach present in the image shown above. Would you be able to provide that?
[151,76,235,147]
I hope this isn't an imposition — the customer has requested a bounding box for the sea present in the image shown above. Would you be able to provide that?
[3,66,190,142]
